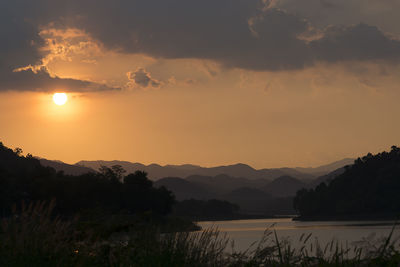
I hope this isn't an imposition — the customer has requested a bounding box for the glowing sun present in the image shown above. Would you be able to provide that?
[53,93,68,105]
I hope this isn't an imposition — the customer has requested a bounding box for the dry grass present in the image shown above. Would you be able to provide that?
[1,202,400,266]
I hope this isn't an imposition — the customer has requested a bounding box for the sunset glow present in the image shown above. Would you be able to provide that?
[1,0,400,168]
[2,2,400,261]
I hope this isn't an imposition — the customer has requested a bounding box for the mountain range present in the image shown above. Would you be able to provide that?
[38,158,355,215]
[75,158,354,181]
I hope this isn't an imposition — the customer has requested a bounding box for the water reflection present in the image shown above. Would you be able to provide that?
[198,218,400,252]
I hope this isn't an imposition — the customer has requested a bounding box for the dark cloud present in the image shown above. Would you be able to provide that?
[2,0,400,84]
[0,1,116,92]
[127,68,161,88]
[0,65,117,93]
[310,24,400,63]
[64,0,400,70]
[1,67,117,93]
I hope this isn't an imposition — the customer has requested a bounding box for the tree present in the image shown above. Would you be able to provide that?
[13,147,23,156]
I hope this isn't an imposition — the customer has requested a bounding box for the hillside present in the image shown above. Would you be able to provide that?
[262,176,307,197]
[154,177,214,200]
[294,158,355,176]
[154,174,303,215]
[186,174,270,194]
[39,159,95,176]
[0,142,174,219]
[294,146,400,220]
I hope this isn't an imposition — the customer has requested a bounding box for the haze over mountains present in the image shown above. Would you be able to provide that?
[38,157,354,215]
[75,158,354,181]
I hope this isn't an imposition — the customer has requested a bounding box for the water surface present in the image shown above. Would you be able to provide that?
[198,218,400,252]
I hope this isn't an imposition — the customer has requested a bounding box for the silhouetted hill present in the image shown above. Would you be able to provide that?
[295,158,355,176]
[154,177,214,201]
[153,175,296,215]
[0,144,50,179]
[223,187,273,213]
[186,174,270,194]
[294,146,400,220]
[221,187,296,215]
[259,168,314,181]
[77,160,321,181]
[263,176,307,197]
[165,164,200,171]
[77,160,149,175]
[0,142,175,219]
[173,199,240,221]
[308,167,347,188]
[39,159,95,176]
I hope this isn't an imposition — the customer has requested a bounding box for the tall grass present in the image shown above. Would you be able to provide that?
[0,200,87,266]
[1,202,400,266]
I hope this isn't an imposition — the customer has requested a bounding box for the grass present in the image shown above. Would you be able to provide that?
[1,202,400,266]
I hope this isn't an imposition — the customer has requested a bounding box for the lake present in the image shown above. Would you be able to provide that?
[198,218,400,253]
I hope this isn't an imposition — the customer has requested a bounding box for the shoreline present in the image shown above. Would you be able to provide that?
[293,213,400,222]
[194,214,297,223]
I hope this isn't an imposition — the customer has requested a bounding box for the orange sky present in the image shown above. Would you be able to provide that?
[1,0,400,168]
[2,62,400,169]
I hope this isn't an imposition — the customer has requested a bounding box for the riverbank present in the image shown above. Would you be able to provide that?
[294,213,400,221]
[191,213,295,222]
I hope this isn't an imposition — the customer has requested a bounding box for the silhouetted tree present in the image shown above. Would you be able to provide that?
[294,146,400,219]
[0,142,175,219]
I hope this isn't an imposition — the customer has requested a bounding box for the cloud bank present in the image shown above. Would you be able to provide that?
[2,0,400,92]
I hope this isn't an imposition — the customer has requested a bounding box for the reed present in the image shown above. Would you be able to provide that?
[1,202,400,266]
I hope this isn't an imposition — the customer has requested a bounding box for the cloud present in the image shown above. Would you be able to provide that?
[63,0,400,71]
[126,68,161,89]
[2,0,400,82]
[0,67,117,93]
[269,0,400,34]
[310,23,400,63]
[0,2,116,92]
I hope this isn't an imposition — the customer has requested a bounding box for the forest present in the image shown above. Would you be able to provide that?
[294,146,400,220]
[0,142,174,218]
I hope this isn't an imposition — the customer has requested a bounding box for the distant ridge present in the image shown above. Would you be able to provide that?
[39,156,354,216]
[39,158,95,176]
[77,161,316,181]
[294,158,355,176]
[76,159,353,181]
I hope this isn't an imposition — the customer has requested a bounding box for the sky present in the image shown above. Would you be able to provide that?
[1,0,400,168]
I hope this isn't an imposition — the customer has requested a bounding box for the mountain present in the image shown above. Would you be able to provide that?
[259,168,315,181]
[186,174,270,194]
[308,167,347,188]
[294,146,400,219]
[76,160,318,181]
[153,174,297,215]
[154,177,214,200]
[39,159,95,176]
[223,187,273,213]
[294,158,355,176]
[262,176,307,197]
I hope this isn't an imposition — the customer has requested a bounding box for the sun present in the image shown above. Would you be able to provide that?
[53,93,68,106]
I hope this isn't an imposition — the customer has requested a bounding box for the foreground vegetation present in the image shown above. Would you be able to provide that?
[3,142,400,265]
[1,201,400,266]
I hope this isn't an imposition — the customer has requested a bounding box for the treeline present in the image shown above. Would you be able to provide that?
[0,142,244,224]
[0,142,174,218]
[294,146,400,219]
